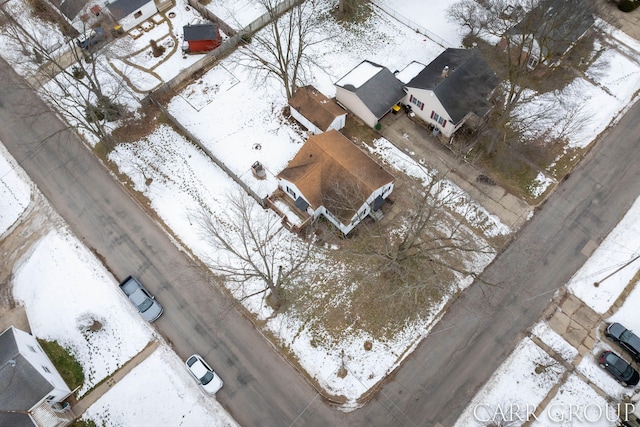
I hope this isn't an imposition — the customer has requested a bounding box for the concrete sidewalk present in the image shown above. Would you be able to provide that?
[71,339,161,417]
[380,113,532,230]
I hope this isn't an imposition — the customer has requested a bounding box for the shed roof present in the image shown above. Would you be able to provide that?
[183,23,220,41]
[277,130,394,225]
[289,86,345,132]
[108,0,154,20]
[336,60,405,119]
[406,48,498,123]
[0,327,53,425]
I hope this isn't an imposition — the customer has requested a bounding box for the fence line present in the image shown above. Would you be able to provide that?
[149,97,267,207]
[370,0,455,48]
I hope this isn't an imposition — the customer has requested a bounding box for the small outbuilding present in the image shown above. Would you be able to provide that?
[335,60,405,129]
[182,23,222,53]
[288,86,346,135]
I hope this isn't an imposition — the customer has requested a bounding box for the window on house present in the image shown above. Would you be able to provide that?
[42,366,51,373]
[527,55,539,69]
[134,10,142,19]
[409,94,424,110]
[286,186,295,198]
[431,112,447,128]
[46,395,55,401]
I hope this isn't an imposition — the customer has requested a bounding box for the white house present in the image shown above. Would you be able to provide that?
[335,60,405,129]
[107,0,158,32]
[0,326,74,427]
[403,48,499,139]
[288,86,346,135]
[276,129,395,235]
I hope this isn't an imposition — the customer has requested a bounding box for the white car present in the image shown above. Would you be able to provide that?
[185,354,223,394]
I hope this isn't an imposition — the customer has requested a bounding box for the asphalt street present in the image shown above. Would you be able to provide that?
[2,52,640,426]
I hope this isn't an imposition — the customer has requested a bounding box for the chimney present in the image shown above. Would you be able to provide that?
[441,66,450,78]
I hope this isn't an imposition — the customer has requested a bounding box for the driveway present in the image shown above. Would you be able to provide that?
[380,112,531,230]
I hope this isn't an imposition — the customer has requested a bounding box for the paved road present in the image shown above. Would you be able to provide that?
[0,57,339,427]
[3,51,640,427]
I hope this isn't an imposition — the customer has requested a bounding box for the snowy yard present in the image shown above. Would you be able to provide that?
[2,0,640,423]
[455,196,640,426]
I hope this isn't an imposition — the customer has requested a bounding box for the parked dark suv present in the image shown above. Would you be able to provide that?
[606,322,640,361]
[599,350,640,387]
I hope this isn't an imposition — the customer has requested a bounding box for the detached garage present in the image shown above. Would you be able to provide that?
[335,60,405,129]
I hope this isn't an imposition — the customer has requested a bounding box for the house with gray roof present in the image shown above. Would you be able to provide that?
[403,48,499,139]
[0,326,74,427]
[107,0,158,31]
[335,60,405,129]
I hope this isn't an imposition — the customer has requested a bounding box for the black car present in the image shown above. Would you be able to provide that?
[599,350,640,387]
[606,322,640,361]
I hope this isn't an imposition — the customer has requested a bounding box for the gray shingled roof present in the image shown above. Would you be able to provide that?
[0,328,52,426]
[406,48,498,123]
[336,60,406,120]
[108,0,154,20]
[183,23,219,41]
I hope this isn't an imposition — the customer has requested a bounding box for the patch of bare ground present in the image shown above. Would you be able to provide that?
[0,191,62,331]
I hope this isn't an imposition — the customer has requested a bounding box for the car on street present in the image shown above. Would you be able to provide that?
[76,27,106,50]
[606,322,640,361]
[119,276,163,322]
[598,350,640,387]
[185,354,223,394]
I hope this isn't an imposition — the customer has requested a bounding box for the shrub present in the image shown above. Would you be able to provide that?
[150,39,165,57]
[619,0,640,12]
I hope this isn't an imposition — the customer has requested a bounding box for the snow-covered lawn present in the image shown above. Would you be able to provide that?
[2,144,236,424]
[455,337,567,427]
[567,196,640,314]
[455,193,640,426]
[0,141,31,235]
[3,0,640,420]
[83,345,238,427]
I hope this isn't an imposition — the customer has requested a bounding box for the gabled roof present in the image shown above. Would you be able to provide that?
[108,0,154,20]
[507,0,593,61]
[0,327,53,426]
[277,130,394,224]
[289,86,345,132]
[335,60,405,119]
[406,48,498,123]
[183,23,220,41]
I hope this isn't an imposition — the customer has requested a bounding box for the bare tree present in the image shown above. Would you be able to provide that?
[348,172,495,306]
[193,192,319,310]
[448,0,596,152]
[0,4,130,149]
[234,0,333,99]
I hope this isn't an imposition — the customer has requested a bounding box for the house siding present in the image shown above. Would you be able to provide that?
[290,107,322,135]
[278,179,314,216]
[329,114,346,132]
[335,86,377,128]
[404,88,454,137]
[187,39,220,52]
[112,1,157,31]
[14,328,71,403]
